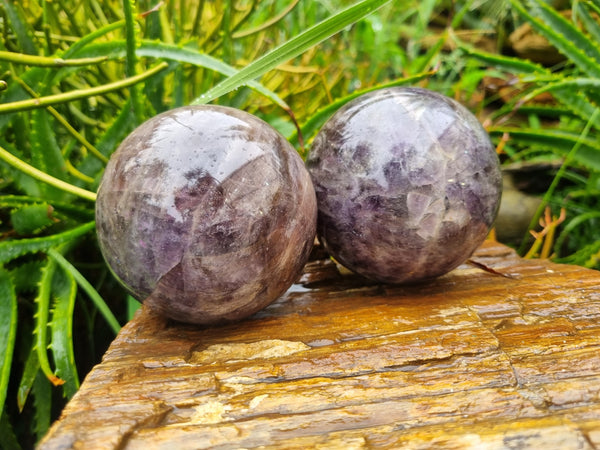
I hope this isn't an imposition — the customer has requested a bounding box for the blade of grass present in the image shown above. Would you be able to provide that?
[191,0,393,105]
[42,0,54,55]
[32,369,52,441]
[229,0,260,37]
[17,345,40,412]
[515,78,600,128]
[127,295,141,321]
[8,260,44,294]
[61,20,126,59]
[0,195,94,220]
[94,98,135,158]
[48,248,121,335]
[0,66,47,131]
[221,0,234,63]
[503,104,573,119]
[122,0,144,124]
[585,0,600,14]
[0,50,107,66]
[30,109,68,199]
[528,0,600,66]
[517,108,600,253]
[0,269,17,418]
[70,98,134,188]
[233,0,301,39]
[415,0,438,37]
[575,1,600,44]
[0,61,168,114]
[0,0,37,55]
[459,42,546,74]
[0,410,20,450]
[0,144,97,201]
[191,0,206,37]
[451,0,478,28]
[411,33,446,74]
[0,221,95,264]
[551,90,600,130]
[520,76,600,96]
[12,74,108,164]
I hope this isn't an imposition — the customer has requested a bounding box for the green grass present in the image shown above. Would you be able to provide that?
[0,0,599,447]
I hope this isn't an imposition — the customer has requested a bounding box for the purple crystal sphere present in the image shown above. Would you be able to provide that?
[306,87,502,283]
[96,105,317,324]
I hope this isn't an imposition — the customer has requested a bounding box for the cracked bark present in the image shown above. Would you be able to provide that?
[39,240,600,449]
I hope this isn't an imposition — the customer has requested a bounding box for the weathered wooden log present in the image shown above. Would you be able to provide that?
[39,240,600,449]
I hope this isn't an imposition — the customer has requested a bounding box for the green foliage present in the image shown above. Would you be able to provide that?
[191,0,393,105]
[462,0,600,261]
[49,263,80,399]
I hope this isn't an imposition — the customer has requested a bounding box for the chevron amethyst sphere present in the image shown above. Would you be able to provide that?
[306,87,502,284]
[96,105,317,325]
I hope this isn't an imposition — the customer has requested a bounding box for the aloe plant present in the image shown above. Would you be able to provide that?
[459,0,600,262]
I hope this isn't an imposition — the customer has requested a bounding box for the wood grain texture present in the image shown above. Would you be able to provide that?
[39,241,600,449]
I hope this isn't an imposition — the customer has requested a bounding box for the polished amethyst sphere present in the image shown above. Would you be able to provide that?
[96,105,317,325]
[306,87,502,283]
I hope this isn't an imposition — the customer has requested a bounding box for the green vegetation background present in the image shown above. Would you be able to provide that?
[1,0,599,447]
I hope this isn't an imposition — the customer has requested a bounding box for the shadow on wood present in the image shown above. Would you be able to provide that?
[39,241,600,449]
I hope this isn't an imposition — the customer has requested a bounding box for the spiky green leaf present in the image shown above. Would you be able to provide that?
[0,409,21,450]
[29,109,69,200]
[8,260,44,294]
[0,0,37,54]
[34,257,64,387]
[575,2,600,44]
[511,0,600,77]
[0,195,94,221]
[17,345,40,412]
[459,42,547,74]
[491,127,600,172]
[0,221,95,264]
[50,265,80,399]
[32,370,52,441]
[0,269,17,418]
